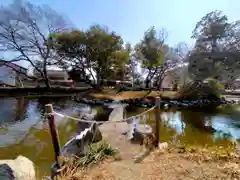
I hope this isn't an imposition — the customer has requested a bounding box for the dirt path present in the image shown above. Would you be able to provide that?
[72,149,240,180]
[99,105,143,160]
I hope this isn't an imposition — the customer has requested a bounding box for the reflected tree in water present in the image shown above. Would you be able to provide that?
[14,97,29,121]
[0,97,29,125]
[35,96,75,114]
[181,109,216,133]
[180,109,215,145]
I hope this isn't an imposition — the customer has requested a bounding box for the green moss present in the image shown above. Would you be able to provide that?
[96,107,106,116]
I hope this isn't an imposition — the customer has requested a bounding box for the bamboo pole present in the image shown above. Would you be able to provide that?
[155,97,160,147]
[45,104,61,162]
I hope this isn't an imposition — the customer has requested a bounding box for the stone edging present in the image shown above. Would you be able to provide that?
[75,97,238,108]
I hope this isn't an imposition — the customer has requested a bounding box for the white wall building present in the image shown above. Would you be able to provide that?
[34,69,70,80]
[0,66,17,86]
[0,60,27,87]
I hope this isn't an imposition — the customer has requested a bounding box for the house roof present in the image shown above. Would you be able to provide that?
[0,60,27,71]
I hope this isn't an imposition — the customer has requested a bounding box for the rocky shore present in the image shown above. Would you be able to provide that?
[75,96,238,109]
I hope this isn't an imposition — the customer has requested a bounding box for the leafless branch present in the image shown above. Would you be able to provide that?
[0,0,72,88]
[158,28,168,45]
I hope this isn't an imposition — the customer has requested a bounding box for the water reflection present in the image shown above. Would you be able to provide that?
[161,111,185,134]
[0,96,240,178]
[0,100,40,147]
[0,96,84,177]
[129,106,240,145]
[0,97,28,126]
[211,116,239,140]
[157,108,240,145]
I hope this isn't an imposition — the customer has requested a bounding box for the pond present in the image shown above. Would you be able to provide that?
[0,95,239,178]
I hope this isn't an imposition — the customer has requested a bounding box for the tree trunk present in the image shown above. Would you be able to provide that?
[43,64,51,90]
[82,76,97,89]
[157,78,164,90]
[96,72,101,90]
[173,83,178,91]
[145,79,150,88]
[44,78,51,90]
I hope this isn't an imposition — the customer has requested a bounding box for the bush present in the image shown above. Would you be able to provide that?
[58,141,120,179]
[59,141,119,166]
[79,141,119,165]
[207,79,225,95]
[175,79,224,100]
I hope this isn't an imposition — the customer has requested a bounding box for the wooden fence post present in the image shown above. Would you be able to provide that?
[45,104,61,162]
[155,97,160,148]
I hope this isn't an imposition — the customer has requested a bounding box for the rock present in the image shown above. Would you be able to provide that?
[231,139,240,154]
[76,121,92,134]
[76,96,230,109]
[127,124,152,145]
[158,142,168,150]
[0,155,35,180]
[61,122,102,157]
[163,104,169,109]
[129,129,145,145]
[76,110,96,133]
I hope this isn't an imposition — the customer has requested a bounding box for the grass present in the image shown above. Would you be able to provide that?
[95,107,107,116]
[89,90,177,101]
[167,143,238,161]
[58,141,120,179]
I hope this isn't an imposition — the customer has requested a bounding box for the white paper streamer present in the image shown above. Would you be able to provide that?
[128,117,139,139]
[142,114,147,127]
[142,114,152,133]
[145,124,152,133]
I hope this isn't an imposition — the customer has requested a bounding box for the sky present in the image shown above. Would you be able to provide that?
[1,0,240,46]
[0,0,240,71]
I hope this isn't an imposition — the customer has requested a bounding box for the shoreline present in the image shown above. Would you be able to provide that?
[75,96,238,109]
[57,143,240,180]
[0,88,239,109]
[0,87,91,97]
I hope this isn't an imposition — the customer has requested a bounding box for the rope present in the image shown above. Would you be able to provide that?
[124,106,155,121]
[53,106,156,124]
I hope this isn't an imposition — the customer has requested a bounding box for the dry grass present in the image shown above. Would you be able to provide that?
[89,90,177,101]
[57,141,120,180]
[56,144,240,180]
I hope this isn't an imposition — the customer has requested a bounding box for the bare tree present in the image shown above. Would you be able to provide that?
[154,59,179,89]
[152,42,189,90]
[174,42,192,60]
[0,0,71,89]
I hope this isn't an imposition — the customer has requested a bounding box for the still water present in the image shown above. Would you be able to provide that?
[0,96,240,178]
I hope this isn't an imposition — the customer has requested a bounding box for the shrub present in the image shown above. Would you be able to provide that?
[58,141,120,179]
[59,141,119,166]
[78,141,119,166]
[175,79,224,100]
[207,79,225,96]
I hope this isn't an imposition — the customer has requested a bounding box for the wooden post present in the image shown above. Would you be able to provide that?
[155,97,160,148]
[45,104,61,162]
